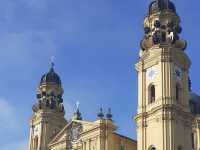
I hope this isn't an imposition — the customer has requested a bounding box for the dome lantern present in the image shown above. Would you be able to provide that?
[149,0,176,15]
[40,62,62,86]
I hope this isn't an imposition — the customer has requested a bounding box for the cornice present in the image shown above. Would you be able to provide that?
[135,104,193,122]
[136,47,191,71]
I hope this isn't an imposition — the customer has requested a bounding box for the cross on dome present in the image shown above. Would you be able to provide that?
[50,56,55,70]
[76,101,80,111]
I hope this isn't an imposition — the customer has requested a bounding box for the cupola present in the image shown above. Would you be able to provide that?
[149,0,176,15]
[40,62,61,85]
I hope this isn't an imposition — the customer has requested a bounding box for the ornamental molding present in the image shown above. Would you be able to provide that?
[135,104,193,122]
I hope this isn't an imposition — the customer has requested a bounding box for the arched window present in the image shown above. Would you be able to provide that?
[178,145,182,150]
[191,132,197,149]
[120,144,125,150]
[148,145,156,150]
[34,136,38,150]
[149,85,155,104]
[176,83,181,102]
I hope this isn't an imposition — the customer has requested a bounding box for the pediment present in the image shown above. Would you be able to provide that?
[48,120,99,146]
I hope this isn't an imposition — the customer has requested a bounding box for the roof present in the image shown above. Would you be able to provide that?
[189,92,200,115]
[114,133,137,143]
[40,67,61,85]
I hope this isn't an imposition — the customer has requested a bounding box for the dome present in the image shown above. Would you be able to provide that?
[149,0,176,15]
[40,66,61,85]
[189,92,200,115]
[189,92,200,103]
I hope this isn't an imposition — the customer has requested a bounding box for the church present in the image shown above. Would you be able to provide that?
[28,0,200,150]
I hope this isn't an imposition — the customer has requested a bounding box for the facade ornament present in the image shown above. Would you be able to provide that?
[73,101,83,120]
[97,108,104,119]
[106,108,113,121]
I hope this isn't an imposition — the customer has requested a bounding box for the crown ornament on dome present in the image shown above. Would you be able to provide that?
[40,58,62,85]
[140,0,187,52]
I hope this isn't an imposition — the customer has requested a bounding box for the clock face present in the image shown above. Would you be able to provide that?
[174,66,182,80]
[147,67,157,80]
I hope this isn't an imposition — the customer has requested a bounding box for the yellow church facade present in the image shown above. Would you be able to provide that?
[28,62,137,150]
[29,0,200,150]
[49,120,136,150]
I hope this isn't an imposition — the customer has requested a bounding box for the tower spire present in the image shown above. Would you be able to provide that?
[73,101,82,120]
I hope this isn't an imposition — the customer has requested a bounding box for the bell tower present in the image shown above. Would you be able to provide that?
[28,62,67,150]
[135,0,193,150]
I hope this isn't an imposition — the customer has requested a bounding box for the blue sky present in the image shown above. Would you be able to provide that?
[0,0,200,149]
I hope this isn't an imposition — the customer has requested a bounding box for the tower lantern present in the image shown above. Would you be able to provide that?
[140,0,187,55]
